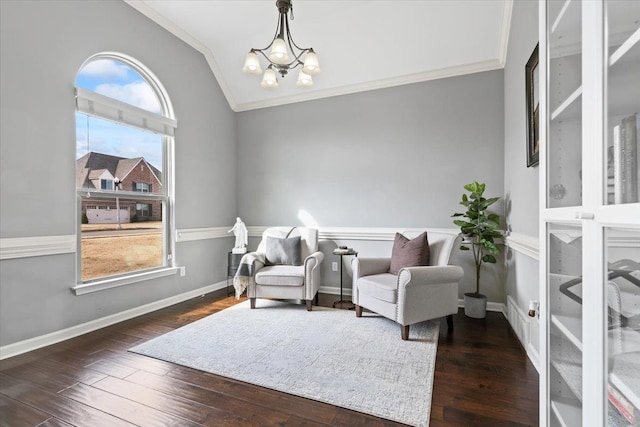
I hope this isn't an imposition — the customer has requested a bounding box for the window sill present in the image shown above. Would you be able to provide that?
[72,267,179,296]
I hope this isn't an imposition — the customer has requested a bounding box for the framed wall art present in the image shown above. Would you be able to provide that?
[525,43,539,167]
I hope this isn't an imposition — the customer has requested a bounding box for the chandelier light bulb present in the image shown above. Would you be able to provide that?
[302,51,321,75]
[296,70,314,88]
[260,67,279,88]
[242,51,262,75]
[269,38,290,64]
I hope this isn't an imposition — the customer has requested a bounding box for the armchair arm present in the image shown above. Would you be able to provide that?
[352,257,391,279]
[398,265,464,287]
[305,251,325,268]
[242,251,265,271]
[304,251,324,300]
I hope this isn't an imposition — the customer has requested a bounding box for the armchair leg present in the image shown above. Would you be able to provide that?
[401,325,410,341]
[355,305,363,317]
[446,314,454,331]
[306,300,313,311]
[250,298,256,309]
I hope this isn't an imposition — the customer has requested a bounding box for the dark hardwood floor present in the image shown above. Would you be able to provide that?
[0,291,539,426]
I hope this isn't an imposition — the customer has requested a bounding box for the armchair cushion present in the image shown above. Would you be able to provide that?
[389,232,430,274]
[357,273,398,303]
[265,235,301,266]
[255,265,305,286]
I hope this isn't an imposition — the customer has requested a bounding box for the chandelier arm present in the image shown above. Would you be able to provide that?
[283,15,310,53]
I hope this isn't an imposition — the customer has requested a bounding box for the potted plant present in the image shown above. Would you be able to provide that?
[452,181,503,318]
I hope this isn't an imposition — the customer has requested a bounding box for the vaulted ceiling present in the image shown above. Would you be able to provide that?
[125,0,513,111]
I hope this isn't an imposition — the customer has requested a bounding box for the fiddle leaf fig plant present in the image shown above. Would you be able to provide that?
[452,181,503,296]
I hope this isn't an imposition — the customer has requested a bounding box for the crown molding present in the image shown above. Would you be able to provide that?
[498,0,514,67]
[233,59,504,112]
[122,0,237,110]
[123,1,511,113]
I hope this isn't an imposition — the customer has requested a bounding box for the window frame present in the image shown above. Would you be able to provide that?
[73,52,176,293]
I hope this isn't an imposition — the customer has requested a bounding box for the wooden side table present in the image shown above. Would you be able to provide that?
[332,249,357,310]
[227,252,244,296]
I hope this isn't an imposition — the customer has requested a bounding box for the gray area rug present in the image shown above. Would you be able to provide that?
[130,300,439,426]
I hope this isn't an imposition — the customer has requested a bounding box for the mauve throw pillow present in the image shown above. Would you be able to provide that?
[389,232,430,275]
[265,236,302,266]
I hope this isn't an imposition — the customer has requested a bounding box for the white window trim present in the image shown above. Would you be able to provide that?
[76,87,176,137]
[75,52,176,289]
[72,267,179,295]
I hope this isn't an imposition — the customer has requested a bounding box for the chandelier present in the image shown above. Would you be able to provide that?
[242,0,320,88]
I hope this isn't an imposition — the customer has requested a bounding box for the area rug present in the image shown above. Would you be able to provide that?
[130,300,440,426]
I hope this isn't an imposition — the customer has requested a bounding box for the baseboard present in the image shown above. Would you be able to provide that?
[456,299,505,313]
[526,342,541,373]
[506,295,540,373]
[0,280,227,360]
[319,285,352,296]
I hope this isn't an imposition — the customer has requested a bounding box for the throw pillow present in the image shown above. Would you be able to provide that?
[266,236,302,266]
[389,232,430,275]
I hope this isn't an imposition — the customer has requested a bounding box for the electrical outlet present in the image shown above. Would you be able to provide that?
[180,266,186,277]
[332,262,338,272]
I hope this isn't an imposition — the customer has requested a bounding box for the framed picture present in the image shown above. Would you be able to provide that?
[525,43,539,167]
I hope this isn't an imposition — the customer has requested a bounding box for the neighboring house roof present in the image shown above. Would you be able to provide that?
[88,168,109,180]
[76,152,162,189]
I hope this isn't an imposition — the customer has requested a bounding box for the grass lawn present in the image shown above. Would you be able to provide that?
[81,231,163,281]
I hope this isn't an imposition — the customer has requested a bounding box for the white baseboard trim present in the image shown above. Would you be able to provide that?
[527,342,541,373]
[0,280,227,360]
[506,294,540,373]
[457,299,506,314]
[319,285,353,296]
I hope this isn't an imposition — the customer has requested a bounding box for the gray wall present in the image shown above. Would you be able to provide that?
[237,71,506,302]
[0,0,236,346]
[237,70,505,228]
[503,0,540,352]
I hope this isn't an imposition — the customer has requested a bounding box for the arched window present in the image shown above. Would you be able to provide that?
[74,53,176,287]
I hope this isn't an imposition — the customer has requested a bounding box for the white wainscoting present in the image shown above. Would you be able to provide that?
[2,226,543,367]
[504,232,541,372]
[0,280,227,360]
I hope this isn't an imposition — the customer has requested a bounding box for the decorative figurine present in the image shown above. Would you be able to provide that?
[228,217,248,254]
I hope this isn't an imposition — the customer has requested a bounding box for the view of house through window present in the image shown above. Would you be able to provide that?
[75,55,174,282]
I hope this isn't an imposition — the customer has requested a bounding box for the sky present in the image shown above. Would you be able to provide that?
[75,59,164,171]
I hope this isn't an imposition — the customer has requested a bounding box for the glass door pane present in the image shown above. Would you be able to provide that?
[548,223,583,426]
[605,227,640,426]
[547,0,583,208]
[605,1,640,205]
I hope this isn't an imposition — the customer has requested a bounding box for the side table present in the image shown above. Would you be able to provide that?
[332,248,358,310]
[227,252,244,296]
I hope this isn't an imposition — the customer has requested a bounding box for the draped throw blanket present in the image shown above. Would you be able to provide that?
[233,227,297,299]
[233,252,265,298]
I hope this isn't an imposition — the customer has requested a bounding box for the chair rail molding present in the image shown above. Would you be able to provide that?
[175,226,231,243]
[0,235,76,260]
[505,232,539,260]
[247,226,460,241]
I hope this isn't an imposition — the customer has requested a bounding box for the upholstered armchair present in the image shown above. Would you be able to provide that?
[246,227,324,310]
[352,231,464,340]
